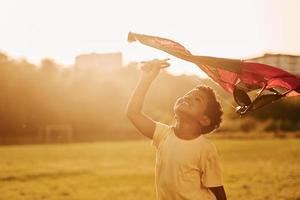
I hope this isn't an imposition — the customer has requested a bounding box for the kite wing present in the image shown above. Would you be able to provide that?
[128,32,192,61]
[128,32,300,115]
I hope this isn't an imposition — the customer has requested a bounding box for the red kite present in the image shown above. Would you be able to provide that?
[128,32,300,115]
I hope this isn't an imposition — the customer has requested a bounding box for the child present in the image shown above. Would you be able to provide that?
[126,59,227,200]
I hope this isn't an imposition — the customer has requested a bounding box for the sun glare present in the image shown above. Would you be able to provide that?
[0,0,299,76]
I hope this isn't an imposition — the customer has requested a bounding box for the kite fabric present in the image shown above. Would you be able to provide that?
[128,32,300,94]
[128,32,300,115]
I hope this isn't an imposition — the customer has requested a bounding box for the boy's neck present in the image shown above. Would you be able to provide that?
[173,120,203,140]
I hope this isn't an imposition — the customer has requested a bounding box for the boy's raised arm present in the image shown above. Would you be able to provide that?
[126,59,170,139]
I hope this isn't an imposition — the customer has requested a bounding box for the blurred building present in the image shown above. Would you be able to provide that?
[75,52,122,73]
[246,53,300,75]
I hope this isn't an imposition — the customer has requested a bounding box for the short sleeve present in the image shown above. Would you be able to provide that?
[201,145,223,187]
[151,121,170,148]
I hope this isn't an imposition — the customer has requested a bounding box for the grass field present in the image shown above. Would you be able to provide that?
[0,139,299,200]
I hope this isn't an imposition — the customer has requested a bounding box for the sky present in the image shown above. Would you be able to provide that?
[0,0,299,77]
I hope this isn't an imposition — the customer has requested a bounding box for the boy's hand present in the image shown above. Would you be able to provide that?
[140,58,170,82]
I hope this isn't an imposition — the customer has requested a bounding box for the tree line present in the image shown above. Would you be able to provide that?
[0,52,299,144]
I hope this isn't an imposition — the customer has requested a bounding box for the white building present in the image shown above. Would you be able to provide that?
[246,53,300,75]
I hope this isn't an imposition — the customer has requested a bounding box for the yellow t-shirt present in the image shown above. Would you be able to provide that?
[151,121,223,200]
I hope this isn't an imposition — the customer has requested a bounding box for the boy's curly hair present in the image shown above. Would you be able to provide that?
[195,85,223,134]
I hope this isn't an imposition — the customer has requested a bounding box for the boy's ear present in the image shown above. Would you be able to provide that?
[199,115,211,127]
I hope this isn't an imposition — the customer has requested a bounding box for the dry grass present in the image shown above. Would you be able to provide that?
[0,138,299,200]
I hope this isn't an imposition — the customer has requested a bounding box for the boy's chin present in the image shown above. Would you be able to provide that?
[174,106,182,114]
[174,108,187,118]
[174,109,198,122]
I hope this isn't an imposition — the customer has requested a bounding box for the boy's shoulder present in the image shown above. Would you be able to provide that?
[199,136,218,154]
[152,121,172,148]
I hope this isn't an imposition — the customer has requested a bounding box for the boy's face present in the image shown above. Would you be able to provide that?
[174,88,210,126]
